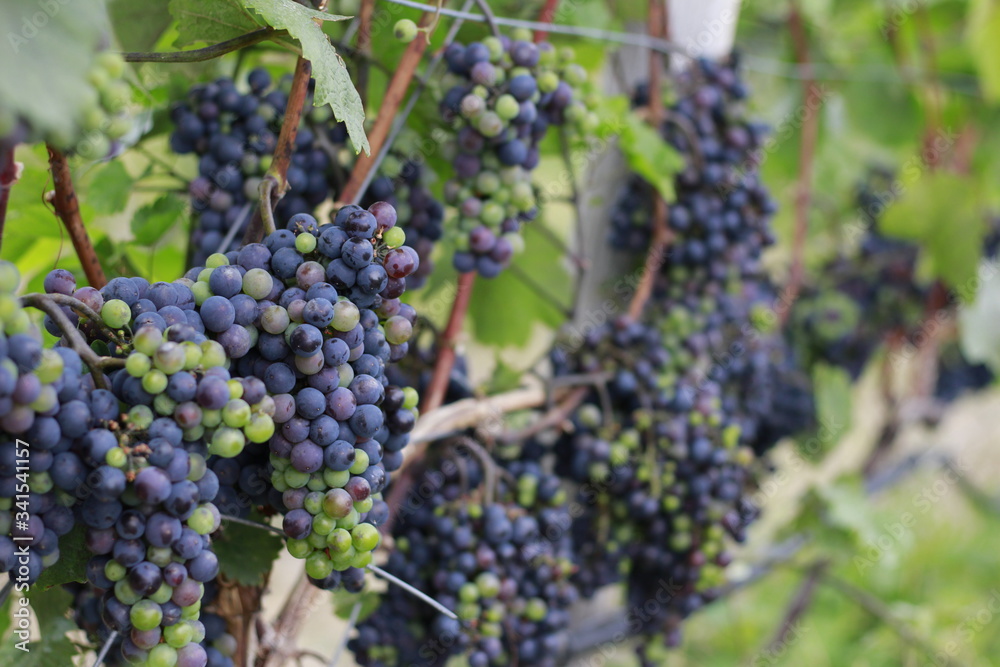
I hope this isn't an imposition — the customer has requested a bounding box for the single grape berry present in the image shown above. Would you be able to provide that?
[394,19,418,43]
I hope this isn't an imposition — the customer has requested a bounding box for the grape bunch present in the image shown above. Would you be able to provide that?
[2,51,133,160]
[350,443,577,667]
[169,69,348,265]
[0,264,98,585]
[439,30,594,277]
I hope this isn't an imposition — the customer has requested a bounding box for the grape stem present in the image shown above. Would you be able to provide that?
[0,144,19,251]
[91,630,118,667]
[19,293,124,389]
[498,386,588,444]
[256,573,321,667]
[244,56,312,243]
[38,292,127,347]
[625,0,672,322]
[763,559,828,657]
[121,28,279,63]
[471,0,502,38]
[778,3,821,327]
[533,0,560,42]
[45,146,106,288]
[366,564,459,620]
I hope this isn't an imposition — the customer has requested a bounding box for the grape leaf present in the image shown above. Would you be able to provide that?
[880,172,985,294]
[213,517,284,586]
[131,194,186,246]
[0,0,109,142]
[108,0,172,51]
[0,587,80,666]
[806,362,851,460]
[468,223,572,347]
[34,524,89,589]
[241,0,369,155]
[967,0,1000,103]
[170,0,263,47]
[87,161,134,215]
[618,115,683,202]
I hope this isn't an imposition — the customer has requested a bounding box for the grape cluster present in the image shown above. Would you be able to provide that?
[350,444,577,667]
[541,57,805,659]
[170,69,348,265]
[0,264,96,585]
[3,51,133,160]
[439,30,594,277]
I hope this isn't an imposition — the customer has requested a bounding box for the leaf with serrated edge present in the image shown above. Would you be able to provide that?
[170,0,263,47]
[213,517,284,586]
[34,524,89,589]
[131,194,186,246]
[87,161,134,215]
[241,0,368,154]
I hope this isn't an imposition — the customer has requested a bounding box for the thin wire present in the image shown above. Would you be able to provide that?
[327,601,362,666]
[349,0,475,204]
[220,513,287,536]
[366,564,458,620]
[383,0,685,54]
[92,630,119,667]
[216,203,253,255]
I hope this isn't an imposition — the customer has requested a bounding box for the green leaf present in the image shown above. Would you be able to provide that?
[0,587,80,666]
[170,0,263,47]
[968,0,1000,103]
[332,589,380,623]
[109,0,172,51]
[131,194,186,246]
[487,358,524,394]
[34,524,89,589]
[468,223,572,347]
[880,172,985,294]
[213,517,284,586]
[808,362,852,459]
[87,161,134,215]
[0,0,109,143]
[241,0,367,154]
[618,114,684,202]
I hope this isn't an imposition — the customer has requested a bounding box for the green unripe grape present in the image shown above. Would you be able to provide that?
[349,450,370,475]
[130,600,163,631]
[101,299,130,328]
[295,233,317,254]
[0,262,20,292]
[245,413,275,444]
[326,528,352,553]
[154,342,186,374]
[164,622,194,648]
[323,468,350,489]
[106,447,128,468]
[457,602,480,622]
[201,340,227,367]
[337,507,360,531]
[142,369,168,395]
[242,268,273,299]
[192,281,211,305]
[353,496,373,514]
[180,341,202,369]
[286,538,312,559]
[147,644,178,667]
[284,468,310,489]
[30,387,58,413]
[525,597,548,621]
[206,253,228,269]
[126,352,151,377]
[382,226,405,248]
[312,513,336,536]
[209,427,245,458]
[147,546,173,567]
[480,201,505,226]
[350,551,372,569]
[351,523,380,552]
[538,71,560,93]
[150,583,174,604]
[306,552,334,579]
[394,18,418,43]
[476,572,501,598]
[337,363,354,388]
[477,111,504,138]
[331,300,360,332]
[35,350,64,384]
[459,582,479,603]
[201,409,221,428]
[402,387,419,410]
[180,601,201,620]
[105,559,127,581]
[496,94,520,120]
[221,399,251,428]
[307,531,328,549]
[187,505,218,535]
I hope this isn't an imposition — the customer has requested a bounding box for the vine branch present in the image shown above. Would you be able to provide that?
[421,271,475,414]
[626,0,671,322]
[46,146,106,288]
[244,56,312,243]
[533,0,560,42]
[122,29,278,63]
[778,3,821,326]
